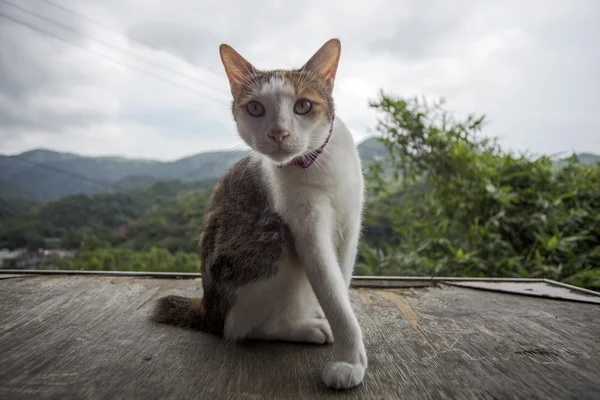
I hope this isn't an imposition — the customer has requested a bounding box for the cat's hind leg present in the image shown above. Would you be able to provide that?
[247,317,333,344]
[223,259,331,344]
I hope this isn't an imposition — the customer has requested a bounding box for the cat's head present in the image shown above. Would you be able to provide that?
[219,39,341,165]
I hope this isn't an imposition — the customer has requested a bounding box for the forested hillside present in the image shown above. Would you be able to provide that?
[0,179,217,250]
[1,100,598,290]
[0,138,389,201]
[0,149,245,200]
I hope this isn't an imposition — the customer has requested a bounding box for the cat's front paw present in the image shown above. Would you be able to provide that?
[322,342,367,389]
[322,361,366,390]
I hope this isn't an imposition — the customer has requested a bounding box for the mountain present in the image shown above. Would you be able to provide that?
[579,153,600,163]
[3,137,595,202]
[357,137,388,163]
[565,152,600,164]
[0,138,389,201]
[0,149,247,201]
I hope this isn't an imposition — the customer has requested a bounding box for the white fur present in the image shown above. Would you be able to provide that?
[224,76,367,389]
[236,76,331,165]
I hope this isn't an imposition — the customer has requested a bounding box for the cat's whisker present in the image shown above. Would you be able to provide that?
[238,153,254,182]
[314,156,336,187]
[208,143,250,179]
[226,153,250,192]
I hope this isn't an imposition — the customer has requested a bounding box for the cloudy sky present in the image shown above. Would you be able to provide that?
[1,0,598,161]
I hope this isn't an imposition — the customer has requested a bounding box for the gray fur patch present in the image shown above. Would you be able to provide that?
[197,155,293,333]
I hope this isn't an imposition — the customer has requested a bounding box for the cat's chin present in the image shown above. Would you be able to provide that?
[259,149,302,164]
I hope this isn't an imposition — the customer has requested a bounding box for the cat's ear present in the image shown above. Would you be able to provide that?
[219,44,256,91]
[301,38,341,89]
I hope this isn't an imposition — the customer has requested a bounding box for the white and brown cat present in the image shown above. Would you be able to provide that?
[152,38,367,390]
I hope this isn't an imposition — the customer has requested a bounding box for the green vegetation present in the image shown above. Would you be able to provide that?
[359,94,599,290]
[1,95,598,290]
[0,196,38,223]
[45,247,199,273]
[116,190,210,253]
[0,179,216,250]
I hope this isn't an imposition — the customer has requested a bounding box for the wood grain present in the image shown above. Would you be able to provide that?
[0,276,598,399]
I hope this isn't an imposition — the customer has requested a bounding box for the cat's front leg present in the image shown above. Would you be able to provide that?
[293,210,367,390]
[338,215,362,288]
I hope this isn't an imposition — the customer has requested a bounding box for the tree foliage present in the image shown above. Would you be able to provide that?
[47,247,199,273]
[0,180,214,250]
[359,93,600,290]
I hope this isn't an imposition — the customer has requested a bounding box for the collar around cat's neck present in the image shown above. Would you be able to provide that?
[282,115,335,170]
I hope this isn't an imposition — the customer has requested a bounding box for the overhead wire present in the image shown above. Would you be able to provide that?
[36,0,224,92]
[0,4,227,103]
[5,0,226,98]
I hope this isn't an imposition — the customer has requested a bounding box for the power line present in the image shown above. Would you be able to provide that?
[38,0,224,90]
[38,0,172,52]
[0,10,227,103]
[39,0,137,35]
[6,0,225,97]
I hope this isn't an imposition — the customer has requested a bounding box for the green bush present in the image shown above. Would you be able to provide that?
[46,247,200,273]
[359,93,600,290]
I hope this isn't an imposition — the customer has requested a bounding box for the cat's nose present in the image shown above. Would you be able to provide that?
[268,131,290,144]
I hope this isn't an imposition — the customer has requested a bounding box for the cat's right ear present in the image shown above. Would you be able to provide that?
[219,44,256,93]
[301,38,341,90]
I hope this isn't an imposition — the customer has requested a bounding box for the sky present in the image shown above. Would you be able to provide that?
[0,0,598,161]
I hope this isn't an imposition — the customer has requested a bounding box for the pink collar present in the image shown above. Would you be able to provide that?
[282,116,335,169]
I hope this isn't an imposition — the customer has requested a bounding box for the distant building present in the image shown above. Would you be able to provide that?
[1,248,80,269]
[0,249,26,268]
[42,249,79,261]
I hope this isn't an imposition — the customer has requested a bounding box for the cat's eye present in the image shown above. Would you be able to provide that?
[294,99,312,115]
[246,101,265,117]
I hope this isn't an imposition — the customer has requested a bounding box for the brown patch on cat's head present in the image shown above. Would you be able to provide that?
[219,44,257,97]
[300,38,341,89]
[228,68,334,125]
[219,39,341,123]
[285,69,335,123]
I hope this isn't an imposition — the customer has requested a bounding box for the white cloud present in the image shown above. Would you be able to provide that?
[0,0,598,160]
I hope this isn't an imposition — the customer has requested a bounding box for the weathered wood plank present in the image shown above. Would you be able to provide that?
[0,275,23,280]
[0,276,598,399]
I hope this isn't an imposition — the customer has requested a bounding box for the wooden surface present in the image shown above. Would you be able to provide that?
[0,276,599,399]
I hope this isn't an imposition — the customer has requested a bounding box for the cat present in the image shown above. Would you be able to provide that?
[152,38,367,390]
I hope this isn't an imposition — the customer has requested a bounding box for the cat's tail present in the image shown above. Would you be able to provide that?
[151,295,214,332]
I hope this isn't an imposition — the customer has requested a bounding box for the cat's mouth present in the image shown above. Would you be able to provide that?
[263,148,301,163]
[252,138,309,164]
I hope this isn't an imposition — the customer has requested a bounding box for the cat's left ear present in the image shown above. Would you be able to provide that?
[219,44,257,93]
[301,38,341,90]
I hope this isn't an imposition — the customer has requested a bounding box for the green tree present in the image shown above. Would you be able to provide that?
[48,247,200,273]
[361,93,600,290]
